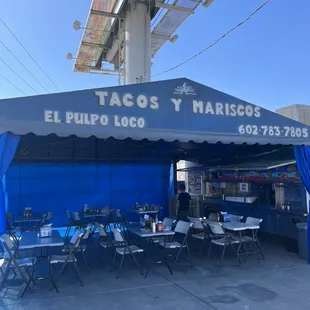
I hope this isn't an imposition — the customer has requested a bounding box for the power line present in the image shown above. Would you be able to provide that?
[0,17,61,91]
[152,0,270,77]
[0,40,51,93]
[0,72,27,96]
[0,59,40,94]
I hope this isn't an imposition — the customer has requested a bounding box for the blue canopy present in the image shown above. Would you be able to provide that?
[0,78,309,145]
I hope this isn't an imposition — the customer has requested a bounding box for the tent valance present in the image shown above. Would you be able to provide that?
[0,78,309,145]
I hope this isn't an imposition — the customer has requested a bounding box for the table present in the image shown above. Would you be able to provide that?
[14,215,42,232]
[128,226,175,276]
[19,230,64,250]
[129,227,175,238]
[221,222,263,263]
[19,230,64,293]
[222,222,260,231]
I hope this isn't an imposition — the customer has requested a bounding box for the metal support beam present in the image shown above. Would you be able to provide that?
[81,41,109,50]
[155,2,194,14]
[151,33,171,41]
[75,65,122,76]
[91,9,123,19]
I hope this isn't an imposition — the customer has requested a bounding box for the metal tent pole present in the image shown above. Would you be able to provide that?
[124,1,151,85]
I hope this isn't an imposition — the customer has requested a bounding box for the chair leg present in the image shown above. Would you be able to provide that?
[116,254,125,279]
[200,239,205,257]
[102,247,108,263]
[82,251,91,272]
[110,250,117,272]
[221,245,226,265]
[72,262,84,286]
[20,266,34,298]
[186,244,193,268]
[49,263,59,293]
[208,241,213,258]
[130,253,144,276]
[173,248,182,266]
[57,262,68,278]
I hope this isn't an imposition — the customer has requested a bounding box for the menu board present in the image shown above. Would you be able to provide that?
[187,172,202,195]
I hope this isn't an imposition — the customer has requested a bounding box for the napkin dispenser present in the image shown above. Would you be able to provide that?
[40,224,52,237]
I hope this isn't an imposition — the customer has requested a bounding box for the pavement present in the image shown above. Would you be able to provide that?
[1,233,310,310]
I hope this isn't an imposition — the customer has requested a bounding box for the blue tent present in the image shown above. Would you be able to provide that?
[0,78,309,145]
[1,78,310,229]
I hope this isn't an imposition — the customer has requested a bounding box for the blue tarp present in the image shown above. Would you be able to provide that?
[0,133,20,235]
[294,146,310,263]
[6,162,171,226]
[0,78,310,145]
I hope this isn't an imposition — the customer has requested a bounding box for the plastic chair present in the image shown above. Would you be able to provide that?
[244,217,265,261]
[159,220,193,268]
[0,234,37,297]
[5,212,21,245]
[95,222,116,262]
[207,222,240,264]
[110,228,144,278]
[188,217,210,256]
[50,230,84,292]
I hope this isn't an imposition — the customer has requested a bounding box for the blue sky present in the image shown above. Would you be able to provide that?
[0,0,309,110]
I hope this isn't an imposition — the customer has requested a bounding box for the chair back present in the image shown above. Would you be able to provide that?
[46,212,52,221]
[95,223,107,237]
[208,222,225,235]
[83,225,92,240]
[40,213,47,224]
[0,234,15,253]
[70,230,84,248]
[5,212,13,222]
[66,209,72,219]
[162,217,174,228]
[228,214,242,222]
[111,228,125,243]
[246,217,263,226]
[174,221,192,235]
[72,212,81,221]
[188,217,204,230]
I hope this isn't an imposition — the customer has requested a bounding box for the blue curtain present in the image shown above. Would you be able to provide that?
[6,161,170,226]
[294,146,310,263]
[0,133,20,236]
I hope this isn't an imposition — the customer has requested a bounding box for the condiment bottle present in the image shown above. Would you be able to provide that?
[152,220,156,233]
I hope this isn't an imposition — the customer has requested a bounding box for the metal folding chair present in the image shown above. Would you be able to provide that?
[244,217,265,261]
[45,212,52,224]
[207,222,240,264]
[188,217,210,256]
[49,230,84,292]
[158,220,194,267]
[0,234,37,297]
[110,228,144,279]
[34,213,48,231]
[6,212,21,245]
[95,222,116,262]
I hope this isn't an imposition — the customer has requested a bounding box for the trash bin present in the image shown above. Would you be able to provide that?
[296,223,308,260]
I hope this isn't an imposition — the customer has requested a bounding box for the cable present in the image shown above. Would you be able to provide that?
[0,72,27,96]
[0,17,61,91]
[0,59,40,94]
[0,40,51,93]
[152,0,270,77]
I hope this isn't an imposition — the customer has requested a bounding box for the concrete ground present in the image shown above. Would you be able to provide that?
[1,233,310,310]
